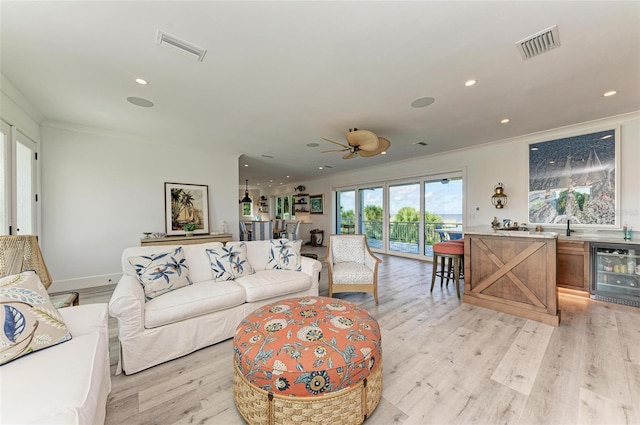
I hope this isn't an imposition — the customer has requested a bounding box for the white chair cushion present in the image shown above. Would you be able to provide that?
[145,280,246,328]
[0,332,108,425]
[332,237,365,264]
[235,270,312,302]
[332,262,373,284]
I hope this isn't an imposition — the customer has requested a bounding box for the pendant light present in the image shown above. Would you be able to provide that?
[241,179,252,203]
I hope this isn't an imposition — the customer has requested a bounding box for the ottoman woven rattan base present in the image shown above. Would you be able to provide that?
[233,296,382,425]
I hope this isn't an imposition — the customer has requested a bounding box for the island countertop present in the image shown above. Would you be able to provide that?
[463,225,559,239]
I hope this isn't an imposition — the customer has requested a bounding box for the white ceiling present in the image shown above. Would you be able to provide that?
[2,1,639,188]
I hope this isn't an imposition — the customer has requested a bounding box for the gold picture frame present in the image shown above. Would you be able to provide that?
[165,182,210,235]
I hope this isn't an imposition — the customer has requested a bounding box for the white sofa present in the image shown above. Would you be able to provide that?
[109,240,322,375]
[0,304,111,425]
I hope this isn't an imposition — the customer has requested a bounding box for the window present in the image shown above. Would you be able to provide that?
[0,120,38,236]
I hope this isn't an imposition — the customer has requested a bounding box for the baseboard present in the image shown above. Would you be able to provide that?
[48,273,122,293]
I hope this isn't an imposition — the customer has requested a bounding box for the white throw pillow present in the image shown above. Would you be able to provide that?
[0,271,72,366]
[128,247,192,300]
[206,242,255,281]
[267,239,302,271]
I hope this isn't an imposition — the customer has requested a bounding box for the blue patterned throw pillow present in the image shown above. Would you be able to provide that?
[128,247,192,300]
[0,271,72,366]
[206,242,255,281]
[267,239,302,271]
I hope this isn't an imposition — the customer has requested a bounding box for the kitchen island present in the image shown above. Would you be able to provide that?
[463,227,560,326]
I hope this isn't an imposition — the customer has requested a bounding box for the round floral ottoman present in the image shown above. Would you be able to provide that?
[233,296,382,425]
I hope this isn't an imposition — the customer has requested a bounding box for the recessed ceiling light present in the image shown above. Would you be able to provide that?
[603,90,617,97]
[549,160,555,164]
[464,79,477,87]
[601,135,612,139]
[410,97,436,108]
[531,147,539,151]
[269,179,274,183]
[318,166,324,170]
[381,151,387,155]
[306,143,319,147]
[126,96,154,107]
[279,182,283,185]
[286,175,290,178]
[501,118,510,124]
[135,78,148,85]
[243,164,249,167]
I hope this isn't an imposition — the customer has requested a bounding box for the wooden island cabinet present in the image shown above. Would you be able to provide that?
[556,239,590,292]
[463,227,560,326]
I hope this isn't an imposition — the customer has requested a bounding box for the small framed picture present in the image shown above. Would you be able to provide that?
[165,182,210,235]
[310,194,324,214]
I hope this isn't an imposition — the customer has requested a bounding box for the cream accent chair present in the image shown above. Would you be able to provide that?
[325,234,382,304]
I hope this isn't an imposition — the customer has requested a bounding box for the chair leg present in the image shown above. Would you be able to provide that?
[453,256,461,299]
[440,256,447,288]
[430,254,438,292]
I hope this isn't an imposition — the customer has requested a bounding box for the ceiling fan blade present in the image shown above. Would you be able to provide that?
[346,129,379,151]
[343,151,359,159]
[322,138,350,149]
[359,137,391,157]
[322,148,349,153]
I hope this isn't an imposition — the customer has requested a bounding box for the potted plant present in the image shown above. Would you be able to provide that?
[183,222,196,237]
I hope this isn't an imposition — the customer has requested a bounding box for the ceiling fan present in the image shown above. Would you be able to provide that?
[322,128,391,159]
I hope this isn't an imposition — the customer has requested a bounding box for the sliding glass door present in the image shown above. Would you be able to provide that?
[424,176,463,256]
[336,189,355,234]
[388,182,421,254]
[333,171,463,258]
[358,186,383,249]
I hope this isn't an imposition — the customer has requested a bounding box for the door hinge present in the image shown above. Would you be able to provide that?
[35,194,38,202]
[35,152,38,160]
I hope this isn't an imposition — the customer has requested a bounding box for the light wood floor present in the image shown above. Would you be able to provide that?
[76,247,640,425]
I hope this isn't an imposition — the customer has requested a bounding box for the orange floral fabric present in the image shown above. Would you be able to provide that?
[233,296,381,397]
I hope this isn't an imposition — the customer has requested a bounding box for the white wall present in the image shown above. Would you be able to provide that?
[41,124,239,291]
[288,112,640,241]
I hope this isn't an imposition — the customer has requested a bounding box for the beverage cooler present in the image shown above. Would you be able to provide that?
[591,243,640,308]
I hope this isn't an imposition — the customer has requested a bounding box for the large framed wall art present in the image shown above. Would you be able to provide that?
[528,127,619,227]
[165,182,210,235]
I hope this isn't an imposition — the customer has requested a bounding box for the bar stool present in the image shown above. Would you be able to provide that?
[431,241,464,298]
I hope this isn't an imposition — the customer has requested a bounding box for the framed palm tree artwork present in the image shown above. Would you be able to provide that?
[165,182,210,236]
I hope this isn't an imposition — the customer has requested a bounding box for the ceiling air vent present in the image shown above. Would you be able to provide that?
[156,30,207,62]
[516,25,560,60]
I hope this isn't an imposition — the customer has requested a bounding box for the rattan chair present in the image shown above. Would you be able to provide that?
[0,235,52,289]
[325,234,382,304]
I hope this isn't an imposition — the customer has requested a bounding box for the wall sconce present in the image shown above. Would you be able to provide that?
[239,179,252,204]
[491,182,507,209]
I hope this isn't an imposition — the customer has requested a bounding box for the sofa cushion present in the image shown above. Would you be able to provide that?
[235,270,312,303]
[0,271,72,366]
[128,247,192,300]
[0,331,108,424]
[206,242,255,281]
[145,280,246,328]
[243,239,272,271]
[267,239,302,271]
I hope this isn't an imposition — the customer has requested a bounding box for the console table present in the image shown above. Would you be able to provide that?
[140,233,232,246]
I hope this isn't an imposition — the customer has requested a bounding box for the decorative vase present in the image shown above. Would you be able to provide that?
[185,231,194,237]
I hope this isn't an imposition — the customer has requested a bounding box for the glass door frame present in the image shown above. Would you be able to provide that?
[332,169,465,259]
